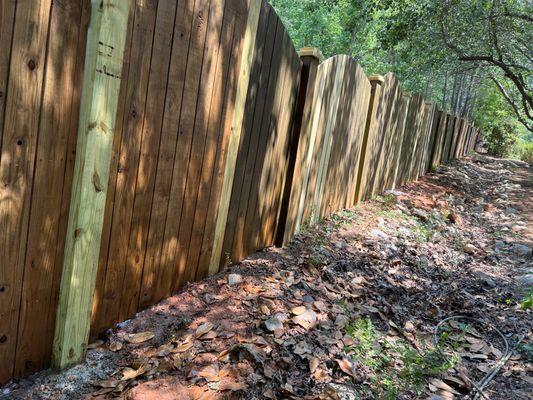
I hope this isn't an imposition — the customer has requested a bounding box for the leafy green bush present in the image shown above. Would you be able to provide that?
[518,142,533,164]
[485,123,518,157]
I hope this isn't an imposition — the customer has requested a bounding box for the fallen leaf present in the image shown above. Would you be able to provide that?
[292,309,317,330]
[122,364,148,381]
[260,305,271,315]
[309,356,320,373]
[264,317,284,332]
[195,322,214,338]
[155,343,173,357]
[219,381,246,391]
[97,379,120,388]
[124,331,155,344]
[174,341,193,353]
[198,364,221,382]
[200,330,218,340]
[335,358,358,378]
[429,379,461,395]
[109,341,123,352]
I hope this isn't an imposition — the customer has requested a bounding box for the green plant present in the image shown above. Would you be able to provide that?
[520,288,533,311]
[517,141,533,163]
[485,123,519,158]
[345,317,455,398]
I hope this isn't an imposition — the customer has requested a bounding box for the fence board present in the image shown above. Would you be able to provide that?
[222,3,277,264]
[429,110,446,170]
[421,103,439,174]
[410,99,430,181]
[0,0,16,155]
[99,0,158,329]
[0,0,53,382]
[321,57,370,215]
[191,0,244,281]
[368,73,403,197]
[277,49,322,245]
[14,0,87,378]
[129,0,178,310]
[390,94,410,189]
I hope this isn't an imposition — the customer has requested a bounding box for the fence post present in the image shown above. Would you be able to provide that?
[208,0,262,276]
[355,74,384,203]
[275,47,323,246]
[52,0,132,369]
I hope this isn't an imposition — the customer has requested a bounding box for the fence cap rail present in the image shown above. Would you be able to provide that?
[299,47,324,62]
[368,74,385,84]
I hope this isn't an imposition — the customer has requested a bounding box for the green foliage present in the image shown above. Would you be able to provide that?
[520,288,533,311]
[487,123,519,157]
[513,141,533,163]
[269,0,533,153]
[345,317,455,398]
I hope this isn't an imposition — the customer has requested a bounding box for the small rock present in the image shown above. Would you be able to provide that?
[227,273,243,285]
[264,317,284,332]
[404,321,415,332]
[464,243,477,254]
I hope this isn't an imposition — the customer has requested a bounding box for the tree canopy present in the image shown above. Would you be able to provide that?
[270,0,533,158]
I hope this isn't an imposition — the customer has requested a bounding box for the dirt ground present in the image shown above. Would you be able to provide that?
[2,155,532,400]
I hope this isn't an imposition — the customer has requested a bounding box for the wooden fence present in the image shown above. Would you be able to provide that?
[0,0,480,384]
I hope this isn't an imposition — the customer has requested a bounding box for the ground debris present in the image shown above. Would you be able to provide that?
[3,155,531,400]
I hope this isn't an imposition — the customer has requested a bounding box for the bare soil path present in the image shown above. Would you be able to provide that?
[3,155,531,400]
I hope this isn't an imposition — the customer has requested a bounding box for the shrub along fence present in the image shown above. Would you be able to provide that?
[0,0,480,383]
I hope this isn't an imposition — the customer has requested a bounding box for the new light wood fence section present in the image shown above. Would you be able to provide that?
[0,0,479,384]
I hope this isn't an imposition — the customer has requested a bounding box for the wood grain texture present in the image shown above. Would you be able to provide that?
[278,51,321,245]
[98,0,158,330]
[354,74,382,202]
[130,0,178,310]
[196,0,249,280]
[390,95,410,189]
[14,0,87,378]
[136,0,195,311]
[53,0,131,369]
[0,0,53,382]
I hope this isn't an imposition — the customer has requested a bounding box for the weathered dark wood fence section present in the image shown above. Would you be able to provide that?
[0,0,480,383]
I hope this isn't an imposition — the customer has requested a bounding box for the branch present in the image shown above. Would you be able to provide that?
[491,76,533,132]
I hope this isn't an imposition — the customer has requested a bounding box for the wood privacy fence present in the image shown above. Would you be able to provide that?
[0,0,480,383]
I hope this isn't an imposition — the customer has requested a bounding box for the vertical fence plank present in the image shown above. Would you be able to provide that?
[277,48,322,245]
[14,0,87,378]
[196,0,249,280]
[0,0,53,383]
[97,0,158,332]
[221,3,272,266]
[208,0,262,275]
[128,0,178,311]
[134,0,195,312]
[390,94,410,189]
[0,0,16,154]
[52,0,131,369]
[354,74,383,202]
